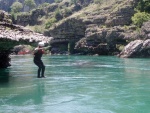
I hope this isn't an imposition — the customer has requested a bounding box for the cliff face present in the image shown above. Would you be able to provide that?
[1,0,150,57]
[47,0,139,55]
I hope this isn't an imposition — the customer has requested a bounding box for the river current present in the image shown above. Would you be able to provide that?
[0,55,150,113]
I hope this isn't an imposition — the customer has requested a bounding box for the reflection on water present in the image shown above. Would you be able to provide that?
[0,69,9,83]
[0,55,150,113]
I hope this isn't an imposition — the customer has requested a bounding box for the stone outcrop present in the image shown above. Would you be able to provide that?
[140,21,150,39]
[48,18,86,39]
[118,39,150,58]
[16,8,46,26]
[0,22,51,47]
[75,25,138,55]
[0,10,52,68]
[118,21,150,58]
[0,10,12,24]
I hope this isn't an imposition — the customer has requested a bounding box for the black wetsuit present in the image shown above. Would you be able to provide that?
[34,49,45,78]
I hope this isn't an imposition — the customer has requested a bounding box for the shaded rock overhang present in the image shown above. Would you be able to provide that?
[0,22,53,68]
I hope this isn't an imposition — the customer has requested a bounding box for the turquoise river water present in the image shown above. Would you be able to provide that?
[0,55,150,113]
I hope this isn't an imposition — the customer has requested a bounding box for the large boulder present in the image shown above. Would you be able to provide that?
[118,39,150,58]
[118,21,150,58]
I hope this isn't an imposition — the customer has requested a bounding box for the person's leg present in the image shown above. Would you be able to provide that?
[37,67,42,78]
[41,62,45,77]
[34,60,42,78]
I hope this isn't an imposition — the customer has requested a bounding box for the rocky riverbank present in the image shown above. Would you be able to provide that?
[118,21,150,58]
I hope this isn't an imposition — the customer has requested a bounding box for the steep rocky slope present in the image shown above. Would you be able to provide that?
[47,0,139,55]
[15,0,147,56]
[46,0,150,57]
[1,0,150,58]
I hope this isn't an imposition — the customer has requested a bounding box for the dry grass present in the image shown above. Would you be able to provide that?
[26,24,45,34]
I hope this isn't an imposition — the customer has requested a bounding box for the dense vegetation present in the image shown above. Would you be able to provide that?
[132,0,150,27]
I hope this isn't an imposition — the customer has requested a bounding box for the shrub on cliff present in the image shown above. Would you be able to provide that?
[132,12,150,27]
[55,8,63,21]
[10,1,23,13]
[24,0,36,11]
[63,8,72,17]
[45,17,57,29]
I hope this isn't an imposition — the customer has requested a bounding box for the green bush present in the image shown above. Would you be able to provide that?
[45,17,57,29]
[10,1,23,13]
[24,0,36,11]
[132,12,150,27]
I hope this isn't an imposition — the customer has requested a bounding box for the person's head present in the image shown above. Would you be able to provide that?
[38,42,45,48]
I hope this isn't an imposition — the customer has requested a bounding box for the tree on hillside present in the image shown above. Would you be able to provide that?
[137,0,150,13]
[132,12,150,27]
[132,0,150,27]
[10,0,23,13]
[24,0,36,11]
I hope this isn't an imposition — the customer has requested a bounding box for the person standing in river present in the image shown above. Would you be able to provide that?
[33,42,45,78]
